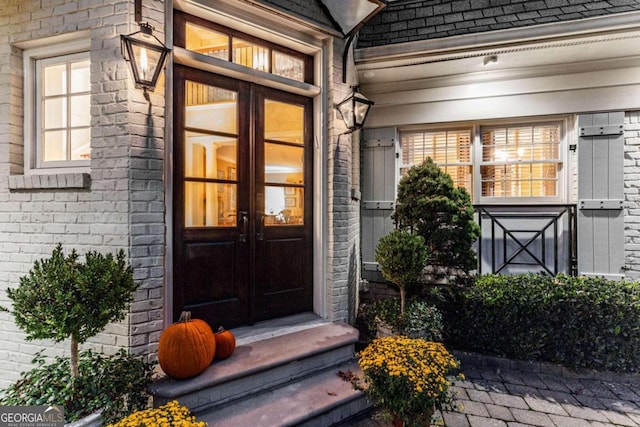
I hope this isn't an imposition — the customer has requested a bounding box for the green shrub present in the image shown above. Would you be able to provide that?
[2,244,138,378]
[393,158,480,275]
[359,298,443,341]
[375,230,428,314]
[402,300,444,341]
[0,349,154,423]
[447,274,640,373]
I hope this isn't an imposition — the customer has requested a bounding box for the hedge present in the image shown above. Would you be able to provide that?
[446,274,640,373]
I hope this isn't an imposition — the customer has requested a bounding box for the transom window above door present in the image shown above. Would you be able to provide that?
[400,120,566,203]
[175,11,313,84]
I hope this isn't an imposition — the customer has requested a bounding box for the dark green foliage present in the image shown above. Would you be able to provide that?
[447,274,640,373]
[6,244,137,344]
[393,158,480,275]
[359,298,443,341]
[375,230,428,290]
[375,230,428,313]
[0,349,154,423]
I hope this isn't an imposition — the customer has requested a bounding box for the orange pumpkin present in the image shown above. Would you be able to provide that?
[158,311,216,379]
[214,326,236,360]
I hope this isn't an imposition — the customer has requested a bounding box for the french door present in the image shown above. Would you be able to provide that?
[173,65,313,329]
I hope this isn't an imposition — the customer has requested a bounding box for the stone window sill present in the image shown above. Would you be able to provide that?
[8,173,91,190]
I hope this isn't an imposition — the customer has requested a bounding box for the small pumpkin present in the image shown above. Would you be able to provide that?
[214,326,236,360]
[158,311,216,379]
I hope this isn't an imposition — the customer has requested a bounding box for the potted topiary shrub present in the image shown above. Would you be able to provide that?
[375,229,428,315]
[0,244,153,424]
[393,158,480,279]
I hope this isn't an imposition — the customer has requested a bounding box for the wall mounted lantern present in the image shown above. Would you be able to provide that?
[121,22,170,99]
[335,86,374,133]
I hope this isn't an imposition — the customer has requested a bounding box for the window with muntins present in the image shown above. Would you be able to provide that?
[481,124,561,199]
[400,120,564,203]
[23,41,91,175]
[36,52,91,168]
[176,11,313,84]
[400,129,473,195]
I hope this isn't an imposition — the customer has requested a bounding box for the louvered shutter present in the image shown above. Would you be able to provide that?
[361,127,398,279]
[577,112,625,279]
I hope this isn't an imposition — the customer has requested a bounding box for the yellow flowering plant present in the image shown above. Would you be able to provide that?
[357,336,462,426]
[106,400,206,427]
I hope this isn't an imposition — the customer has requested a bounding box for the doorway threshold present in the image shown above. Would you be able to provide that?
[233,312,330,346]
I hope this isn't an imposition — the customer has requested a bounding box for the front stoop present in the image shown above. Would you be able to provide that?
[149,321,371,427]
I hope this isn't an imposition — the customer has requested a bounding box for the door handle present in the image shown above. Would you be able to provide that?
[239,211,248,242]
[256,211,264,241]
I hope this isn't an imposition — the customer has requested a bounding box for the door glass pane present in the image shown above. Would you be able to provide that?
[264,98,305,225]
[185,181,236,227]
[265,143,303,184]
[185,81,237,134]
[185,131,237,179]
[186,23,229,60]
[184,80,238,229]
[265,186,303,226]
[264,100,303,144]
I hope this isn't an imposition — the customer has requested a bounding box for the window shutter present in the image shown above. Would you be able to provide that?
[361,127,398,278]
[577,112,625,279]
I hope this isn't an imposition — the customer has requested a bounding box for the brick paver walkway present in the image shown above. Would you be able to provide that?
[347,353,640,426]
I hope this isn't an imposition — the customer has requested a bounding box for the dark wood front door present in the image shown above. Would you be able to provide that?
[173,65,313,329]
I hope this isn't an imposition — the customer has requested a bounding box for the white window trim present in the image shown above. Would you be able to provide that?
[23,38,91,175]
[399,116,572,204]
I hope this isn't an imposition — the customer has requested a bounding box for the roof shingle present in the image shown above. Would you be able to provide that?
[357,0,640,48]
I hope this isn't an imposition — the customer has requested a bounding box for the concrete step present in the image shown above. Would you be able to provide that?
[149,321,360,414]
[198,360,369,427]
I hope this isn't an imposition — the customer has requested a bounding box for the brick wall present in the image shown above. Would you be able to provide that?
[0,0,166,391]
[358,0,640,48]
[625,111,640,279]
[326,36,361,324]
[0,0,360,393]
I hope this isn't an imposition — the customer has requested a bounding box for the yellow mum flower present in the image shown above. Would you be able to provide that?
[356,336,462,427]
[106,401,207,427]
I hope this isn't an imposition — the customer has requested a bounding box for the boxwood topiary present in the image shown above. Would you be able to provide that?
[375,230,428,314]
[1,244,138,379]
